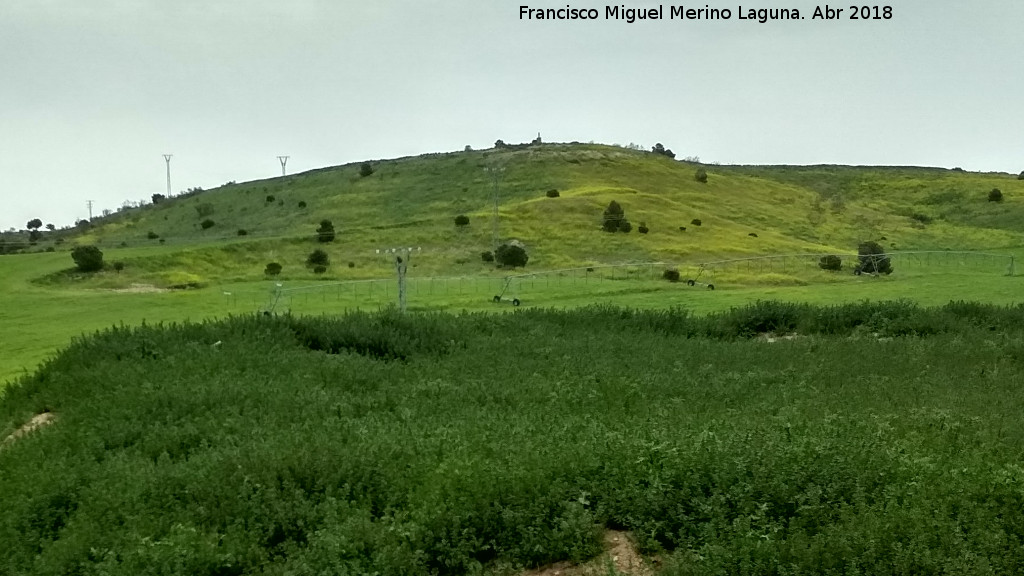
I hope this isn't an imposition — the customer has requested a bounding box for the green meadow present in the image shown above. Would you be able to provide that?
[3,143,1024,574]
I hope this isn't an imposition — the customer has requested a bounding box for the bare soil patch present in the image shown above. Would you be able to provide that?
[1,412,57,449]
[112,283,169,293]
[522,530,654,576]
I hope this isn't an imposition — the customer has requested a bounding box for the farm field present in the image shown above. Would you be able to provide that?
[4,304,1024,574]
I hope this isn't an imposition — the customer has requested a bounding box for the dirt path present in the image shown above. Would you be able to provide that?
[523,530,655,576]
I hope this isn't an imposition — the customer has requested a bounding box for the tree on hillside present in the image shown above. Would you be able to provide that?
[602,200,632,233]
[651,143,676,159]
[495,243,528,268]
[46,223,55,231]
[306,249,330,268]
[316,219,336,243]
[359,163,374,178]
[694,168,708,183]
[856,241,892,275]
[151,193,166,204]
[26,218,42,231]
[71,246,104,272]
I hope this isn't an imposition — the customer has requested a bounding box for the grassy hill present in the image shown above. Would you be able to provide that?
[19,143,1023,289]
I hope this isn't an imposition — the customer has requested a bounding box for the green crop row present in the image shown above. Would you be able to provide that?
[3,302,1024,575]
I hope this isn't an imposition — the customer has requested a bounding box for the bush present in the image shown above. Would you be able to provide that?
[264,262,282,276]
[989,188,1004,202]
[495,243,528,268]
[694,168,708,183]
[195,203,214,218]
[313,265,327,274]
[266,195,275,203]
[819,254,843,271]
[454,215,470,227]
[359,163,374,177]
[298,201,307,208]
[651,143,676,158]
[546,189,560,198]
[147,231,159,239]
[200,219,215,230]
[151,193,165,204]
[618,220,632,233]
[602,201,625,232]
[71,245,104,272]
[748,232,758,237]
[911,212,933,223]
[316,219,336,243]
[678,226,687,231]
[856,241,893,275]
[237,229,248,236]
[638,223,649,234]
[113,261,125,274]
[481,251,494,262]
[348,262,355,268]
[691,218,702,226]
[307,249,330,268]
[662,268,680,282]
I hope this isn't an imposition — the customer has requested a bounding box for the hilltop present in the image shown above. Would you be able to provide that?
[8,142,1023,289]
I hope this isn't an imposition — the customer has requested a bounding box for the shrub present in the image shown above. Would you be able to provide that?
[266,195,275,203]
[147,231,159,239]
[113,261,125,273]
[819,254,843,271]
[313,265,327,274]
[989,188,1004,202]
[151,193,165,204]
[694,168,708,183]
[678,226,687,231]
[298,201,307,208]
[546,189,560,198]
[911,212,933,223]
[618,220,632,233]
[748,232,758,237]
[237,229,248,236]
[195,203,214,218]
[200,219,215,230]
[348,262,355,268]
[307,249,330,267]
[71,245,104,272]
[602,201,625,232]
[495,243,528,268]
[159,238,166,244]
[856,241,893,275]
[662,268,680,282]
[316,219,336,243]
[264,262,282,276]
[481,251,494,262]
[638,223,649,234]
[359,162,374,177]
[651,143,676,158]
[691,218,702,226]
[454,215,470,227]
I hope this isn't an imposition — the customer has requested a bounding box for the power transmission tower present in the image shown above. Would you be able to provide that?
[485,167,505,251]
[86,200,94,221]
[376,247,421,313]
[278,156,289,176]
[163,154,173,196]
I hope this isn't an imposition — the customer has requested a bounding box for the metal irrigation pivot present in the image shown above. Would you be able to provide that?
[277,156,289,176]
[375,247,422,313]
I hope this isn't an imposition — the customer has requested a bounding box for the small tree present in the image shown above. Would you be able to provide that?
[45,223,55,231]
[151,193,165,204]
[200,219,215,230]
[495,243,528,268]
[307,249,330,268]
[316,219,336,242]
[856,241,893,275]
[454,214,470,227]
[26,218,42,231]
[71,246,104,272]
[989,188,1004,202]
[818,255,842,271]
[264,262,282,276]
[694,168,708,183]
[602,201,625,232]
[113,261,125,274]
[359,163,374,177]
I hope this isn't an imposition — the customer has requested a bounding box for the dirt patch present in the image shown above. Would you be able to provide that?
[523,530,654,576]
[112,283,169,293]
[758,333,803,343]
[1,412,57,449]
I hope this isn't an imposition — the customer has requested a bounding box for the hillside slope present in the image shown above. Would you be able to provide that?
[24,143,1024,287]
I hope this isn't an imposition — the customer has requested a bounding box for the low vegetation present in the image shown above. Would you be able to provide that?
[5,302,1024,574]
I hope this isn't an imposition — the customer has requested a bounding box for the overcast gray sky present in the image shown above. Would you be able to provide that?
[2,0,1021,230]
